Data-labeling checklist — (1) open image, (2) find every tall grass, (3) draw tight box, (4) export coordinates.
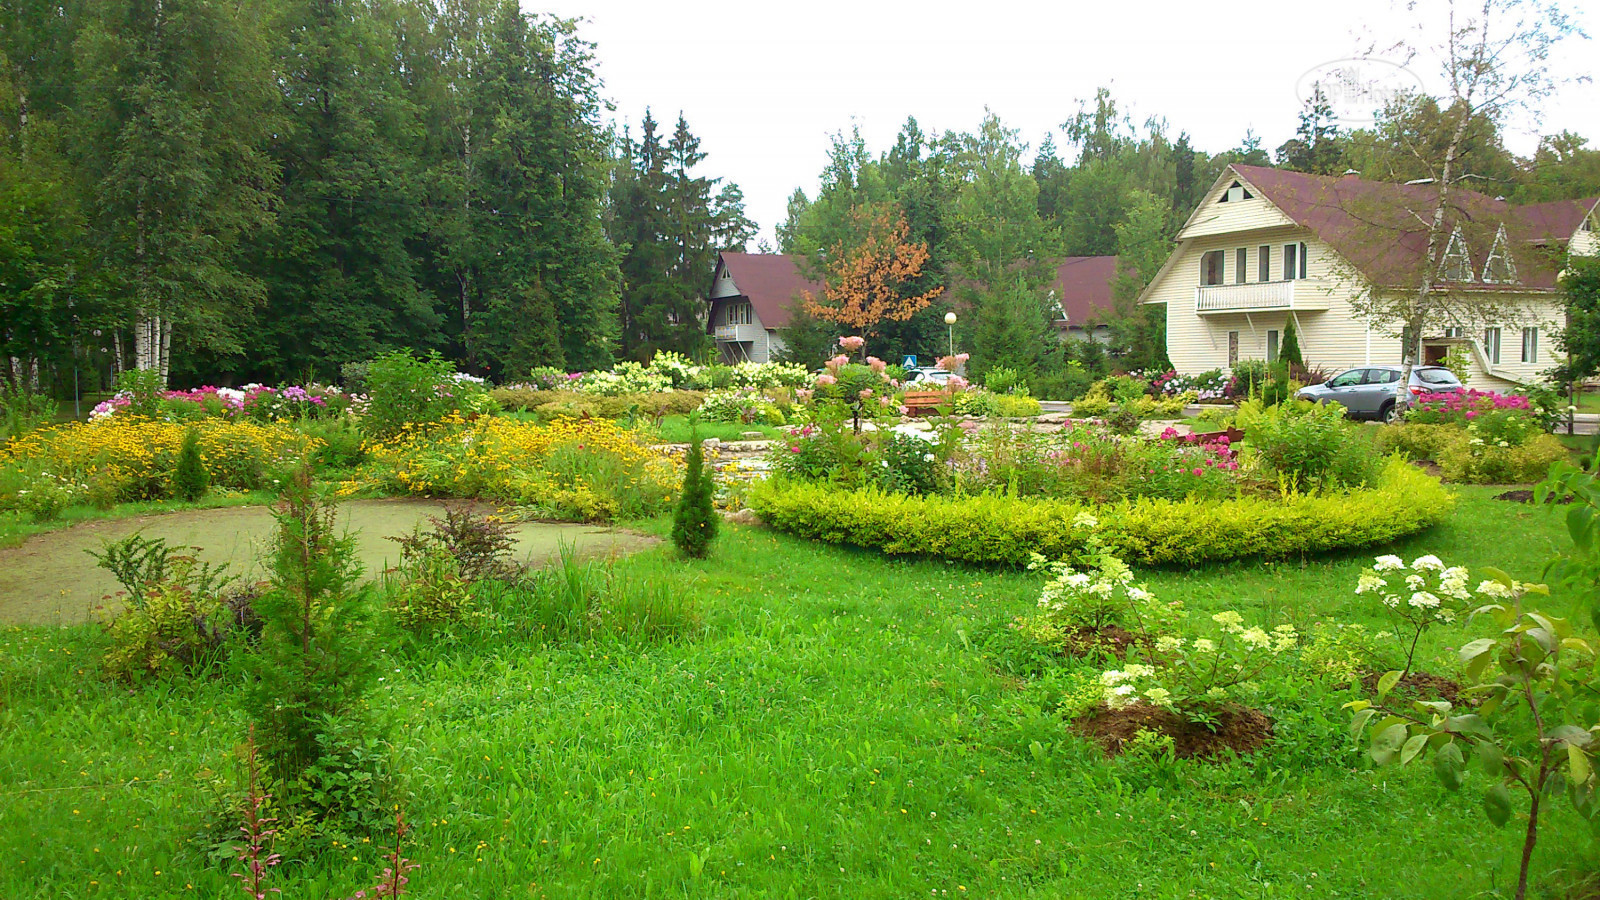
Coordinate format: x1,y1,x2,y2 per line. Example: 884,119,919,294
476,544,701,642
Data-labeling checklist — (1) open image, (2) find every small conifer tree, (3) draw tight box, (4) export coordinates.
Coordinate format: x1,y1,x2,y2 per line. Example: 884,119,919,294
1280,317,1305,369
671,425,717,558
173,427,210,501
242,464,377,790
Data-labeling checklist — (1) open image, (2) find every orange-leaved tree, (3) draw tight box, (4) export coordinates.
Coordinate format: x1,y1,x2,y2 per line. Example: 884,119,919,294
801,206,941,336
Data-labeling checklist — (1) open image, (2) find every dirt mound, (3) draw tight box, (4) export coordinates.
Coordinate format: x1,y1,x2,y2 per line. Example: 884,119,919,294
1494,489,1571,505
1074,703,1273,759
1359,670,1464,704
1062,625,1141,658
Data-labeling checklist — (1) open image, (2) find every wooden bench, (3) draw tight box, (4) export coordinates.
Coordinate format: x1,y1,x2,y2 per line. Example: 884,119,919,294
902,390,951,416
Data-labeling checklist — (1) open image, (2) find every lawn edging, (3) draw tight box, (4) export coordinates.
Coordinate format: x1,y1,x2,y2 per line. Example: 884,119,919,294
747,457,1453,566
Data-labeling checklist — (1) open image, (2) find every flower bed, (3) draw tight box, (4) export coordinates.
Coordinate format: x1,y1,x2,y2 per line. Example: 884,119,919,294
364,417,676,522
747,457,1451,566
91,383,353,423
2,418,318,509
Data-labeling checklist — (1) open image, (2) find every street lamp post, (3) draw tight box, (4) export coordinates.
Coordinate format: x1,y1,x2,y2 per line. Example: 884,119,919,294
944,311,957,360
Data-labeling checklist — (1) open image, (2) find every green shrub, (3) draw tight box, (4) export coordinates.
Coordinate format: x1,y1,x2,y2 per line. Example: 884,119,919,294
1437,432,1567,484
1033,366,1094,401
302,417,367,469
365,350,484,438
993,395,1042,417
339,360,371,393
1244,399,1381,490
172,427,210,501
103,576,261,681
1379,423,1567,483
1374,423,1459,460
1073,395,1111,417
984,365,1029,396
1,383,57,446
672,428,717,558
747,457,1451,567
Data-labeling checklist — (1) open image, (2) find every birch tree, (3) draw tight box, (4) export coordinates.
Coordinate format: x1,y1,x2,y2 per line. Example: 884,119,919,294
1345,0,1585,386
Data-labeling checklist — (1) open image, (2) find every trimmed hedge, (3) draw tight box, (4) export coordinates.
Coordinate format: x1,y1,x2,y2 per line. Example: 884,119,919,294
746,457,1452,567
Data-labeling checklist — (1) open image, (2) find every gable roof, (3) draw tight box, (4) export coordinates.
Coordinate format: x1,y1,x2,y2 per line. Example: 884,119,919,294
712,252,823,330
1051,256,1119,325
1226,164,1595,291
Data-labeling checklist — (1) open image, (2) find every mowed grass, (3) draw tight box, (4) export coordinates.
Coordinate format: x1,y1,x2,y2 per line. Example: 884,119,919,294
2,486,1598,898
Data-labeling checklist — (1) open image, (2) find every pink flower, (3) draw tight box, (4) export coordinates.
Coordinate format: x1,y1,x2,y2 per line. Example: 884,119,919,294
839,336,866,352
795,388,813,402
826,354,849,373
866,356,886,374
858,389,873,400
1193,468,1203,477
947,375,968,390
816,374,837,386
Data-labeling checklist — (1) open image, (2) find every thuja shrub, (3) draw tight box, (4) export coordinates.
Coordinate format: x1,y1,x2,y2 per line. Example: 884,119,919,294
240,467,381,809
172,427,210,501
672,427,717,558
747,457,1451,566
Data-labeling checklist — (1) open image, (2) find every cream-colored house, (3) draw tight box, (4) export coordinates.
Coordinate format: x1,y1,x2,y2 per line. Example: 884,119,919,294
1141,164,1599,389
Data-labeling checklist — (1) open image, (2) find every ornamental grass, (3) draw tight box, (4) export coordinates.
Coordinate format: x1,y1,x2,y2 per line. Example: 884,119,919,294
364,416,677,522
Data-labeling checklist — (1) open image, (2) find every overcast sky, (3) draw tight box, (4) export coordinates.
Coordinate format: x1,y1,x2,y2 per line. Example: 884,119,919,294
532,0,1599,245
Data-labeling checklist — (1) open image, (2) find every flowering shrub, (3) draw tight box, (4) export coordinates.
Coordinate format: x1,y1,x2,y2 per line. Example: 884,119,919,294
1406,388,1535,425
697,388,786,425
1029,537,1178,639
2,418,317,506
365,417,676,522
1100,611,1298,724
90,383,351,424
1356,553,1474,675
872,430,941,495
726,361,811,389
1143,368,1228,402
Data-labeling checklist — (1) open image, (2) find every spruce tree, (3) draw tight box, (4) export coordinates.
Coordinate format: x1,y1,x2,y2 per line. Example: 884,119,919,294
671,425,717,559
172,427,209,502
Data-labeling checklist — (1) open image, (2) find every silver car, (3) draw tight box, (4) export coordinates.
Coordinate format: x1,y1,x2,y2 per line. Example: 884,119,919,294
1294,365,1464,422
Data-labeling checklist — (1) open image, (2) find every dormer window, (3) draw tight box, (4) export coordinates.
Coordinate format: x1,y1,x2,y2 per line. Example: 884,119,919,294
1218,180,1254,203
1440,229,1473,282
1482,226,1517,284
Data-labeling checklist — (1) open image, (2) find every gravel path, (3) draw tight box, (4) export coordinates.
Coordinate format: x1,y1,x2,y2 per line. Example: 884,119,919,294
0,499,655,625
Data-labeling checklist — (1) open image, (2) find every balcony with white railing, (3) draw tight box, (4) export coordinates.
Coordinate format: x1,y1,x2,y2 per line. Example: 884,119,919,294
1195,280,1331,314
714,323,764,342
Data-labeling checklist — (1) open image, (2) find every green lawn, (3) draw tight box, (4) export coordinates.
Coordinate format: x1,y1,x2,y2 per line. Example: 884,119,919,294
2,486,1597,898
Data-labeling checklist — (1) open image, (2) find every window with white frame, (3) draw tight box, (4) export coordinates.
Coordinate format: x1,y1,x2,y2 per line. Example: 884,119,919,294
724,302,753,326
1283,242,1307,280
1522,327,1539,363
1258,245,1270,282
1482,227,1517,283
1235,248,1247,284
1440,229,1473,282
1219,181,1255,203
1201,250,1226,286
1444,326,1463,338
1484,327,1501,364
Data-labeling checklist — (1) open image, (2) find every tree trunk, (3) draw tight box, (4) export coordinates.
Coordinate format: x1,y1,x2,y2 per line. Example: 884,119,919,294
1516,788,1540,900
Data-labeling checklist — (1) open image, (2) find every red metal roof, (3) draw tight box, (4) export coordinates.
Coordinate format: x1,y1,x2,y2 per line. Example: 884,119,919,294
712,252,823,330
1052,256,1119,325
1229,164,1595,291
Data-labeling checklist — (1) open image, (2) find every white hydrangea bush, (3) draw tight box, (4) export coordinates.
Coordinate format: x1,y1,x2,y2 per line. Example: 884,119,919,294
1097,611,1299,724
1356,553,1476,676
